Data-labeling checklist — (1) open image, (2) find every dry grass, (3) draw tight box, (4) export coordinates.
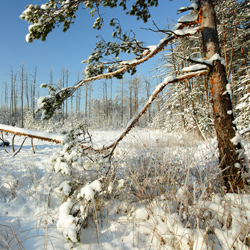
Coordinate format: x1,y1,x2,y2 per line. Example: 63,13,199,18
1,131,250,249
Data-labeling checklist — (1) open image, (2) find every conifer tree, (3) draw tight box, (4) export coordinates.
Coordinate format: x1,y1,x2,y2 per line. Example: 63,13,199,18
20,0,248,192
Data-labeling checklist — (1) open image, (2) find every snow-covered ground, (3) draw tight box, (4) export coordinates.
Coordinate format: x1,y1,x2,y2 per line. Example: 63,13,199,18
0,128,250,250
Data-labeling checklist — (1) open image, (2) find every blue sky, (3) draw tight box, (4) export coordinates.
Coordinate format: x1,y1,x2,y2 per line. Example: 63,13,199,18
0,0,190,103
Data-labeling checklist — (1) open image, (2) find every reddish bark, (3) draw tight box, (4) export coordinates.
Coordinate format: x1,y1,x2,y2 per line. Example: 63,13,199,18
201,0,247,192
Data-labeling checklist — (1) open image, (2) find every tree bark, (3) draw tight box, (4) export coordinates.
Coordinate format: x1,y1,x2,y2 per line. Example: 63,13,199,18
201,0,247,192
20,62,25,128
32,66,37,119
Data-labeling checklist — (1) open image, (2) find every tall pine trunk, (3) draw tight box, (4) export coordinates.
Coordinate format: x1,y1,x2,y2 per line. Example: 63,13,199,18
201,0,247,192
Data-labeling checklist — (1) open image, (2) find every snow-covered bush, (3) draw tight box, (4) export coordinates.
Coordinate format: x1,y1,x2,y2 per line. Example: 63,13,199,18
49,124,122,242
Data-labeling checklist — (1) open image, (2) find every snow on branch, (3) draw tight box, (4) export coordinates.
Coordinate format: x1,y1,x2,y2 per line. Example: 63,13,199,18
178,14,198,24
37,10,201,120
182,64,208,72
177,3,199,14
176,52,227,74
187,53,226,67
102,70,208,157
73,21,201,90
0,124,63,144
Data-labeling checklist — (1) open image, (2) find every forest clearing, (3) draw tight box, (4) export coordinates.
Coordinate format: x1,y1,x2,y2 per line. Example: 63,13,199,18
1,128,250,249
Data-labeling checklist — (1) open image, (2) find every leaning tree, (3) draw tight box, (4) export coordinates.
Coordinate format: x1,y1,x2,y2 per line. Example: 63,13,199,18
20,0,248,192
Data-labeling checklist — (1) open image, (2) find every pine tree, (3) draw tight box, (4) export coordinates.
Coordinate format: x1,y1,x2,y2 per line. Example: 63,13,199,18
21,0,248,192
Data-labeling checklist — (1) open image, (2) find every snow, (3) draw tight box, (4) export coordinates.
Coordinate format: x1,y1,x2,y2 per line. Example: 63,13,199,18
178,14,197,23
80,184,95,201
147,45,157,51
57,181,71,195
55,159,71,174
80,179,102,201
118,179,125,189
174,26,200,36
182,64,207,72
90,179,102,192
25,33,31,43
41,3,49,10
178,3,199,12
187,53,227,68
163,75,175,85
170,22,182,32
226,83,232,95
126,116,136,129
230,131,242,145
0,123,63,143
239,127,250,135
189,3,199,10
234,162,241,168
0,129,250,249
21,4,33,16
236,102,247,109
119,56,138,65
57,199,79,242
206,53,226,66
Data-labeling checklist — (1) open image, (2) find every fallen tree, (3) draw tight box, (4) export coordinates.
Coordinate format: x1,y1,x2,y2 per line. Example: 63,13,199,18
0,124,62,144
0,124,63,155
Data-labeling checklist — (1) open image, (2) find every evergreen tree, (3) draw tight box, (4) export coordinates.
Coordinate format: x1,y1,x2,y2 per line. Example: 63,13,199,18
20,0,249,192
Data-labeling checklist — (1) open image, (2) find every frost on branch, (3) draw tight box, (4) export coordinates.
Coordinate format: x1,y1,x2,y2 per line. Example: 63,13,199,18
178,14,198,24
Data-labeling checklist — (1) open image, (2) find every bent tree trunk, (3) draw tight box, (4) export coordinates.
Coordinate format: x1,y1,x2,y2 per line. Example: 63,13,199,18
201,0,247,192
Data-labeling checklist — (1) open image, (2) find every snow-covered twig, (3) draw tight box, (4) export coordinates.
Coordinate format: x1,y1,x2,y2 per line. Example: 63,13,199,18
175,54,212,69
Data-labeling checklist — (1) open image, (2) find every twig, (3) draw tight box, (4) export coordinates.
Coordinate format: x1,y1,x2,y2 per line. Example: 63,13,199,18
175,54,212,68
31,138,35,154
69,20,200,98
12,137,28,157
0,234,13,250
12,134,16,153
1,131,9,153
9,222,25,250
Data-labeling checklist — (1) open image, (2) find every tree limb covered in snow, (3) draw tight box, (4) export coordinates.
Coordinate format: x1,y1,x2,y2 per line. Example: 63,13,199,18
102,70,208,156
1,69,208,156
38,20,202,119
0,124,62,144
